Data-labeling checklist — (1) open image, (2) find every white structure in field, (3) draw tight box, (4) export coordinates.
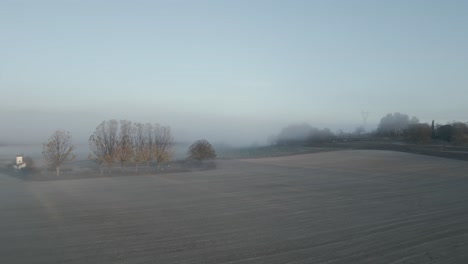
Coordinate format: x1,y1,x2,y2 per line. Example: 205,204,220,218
13,155,26,169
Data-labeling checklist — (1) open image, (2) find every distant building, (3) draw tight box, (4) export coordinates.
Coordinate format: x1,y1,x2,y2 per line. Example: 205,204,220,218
13,155,26,169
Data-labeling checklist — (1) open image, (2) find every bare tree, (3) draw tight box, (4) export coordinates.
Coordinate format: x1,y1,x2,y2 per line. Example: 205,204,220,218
143,123,155,169
89,120,119,174
90,120,175,174
133,123,174,171
88,135,105,175
132,122,147,172
115,120,133,170
154,124,174,168
43,130,76,176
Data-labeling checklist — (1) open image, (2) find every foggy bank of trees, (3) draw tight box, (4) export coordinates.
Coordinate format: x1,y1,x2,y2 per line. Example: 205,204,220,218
377,113,468,145
271,112,468,146
89,120,173,175
431,122,468,144
272,123,336,146
376,113,419,137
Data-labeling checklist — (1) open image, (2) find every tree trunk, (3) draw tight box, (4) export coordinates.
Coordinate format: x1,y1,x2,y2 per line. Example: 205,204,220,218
100,166,103,175
56,166,60,176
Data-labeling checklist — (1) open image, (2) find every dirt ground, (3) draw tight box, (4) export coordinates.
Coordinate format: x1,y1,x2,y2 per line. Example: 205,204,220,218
1,150,468,263
315,140,468,161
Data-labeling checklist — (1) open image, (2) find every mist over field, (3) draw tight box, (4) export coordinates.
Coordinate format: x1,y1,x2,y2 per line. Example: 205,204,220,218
2,1,468,263
2,1,467,149
0,107,367,147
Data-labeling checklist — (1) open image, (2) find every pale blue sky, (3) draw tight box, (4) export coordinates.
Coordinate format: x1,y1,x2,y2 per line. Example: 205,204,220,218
1,0,467,144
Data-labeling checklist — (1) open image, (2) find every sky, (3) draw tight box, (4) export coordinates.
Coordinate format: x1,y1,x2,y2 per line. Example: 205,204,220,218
1,0,467,145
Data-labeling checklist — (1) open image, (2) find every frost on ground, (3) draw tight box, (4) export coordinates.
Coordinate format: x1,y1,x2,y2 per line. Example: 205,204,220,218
1,150,468,263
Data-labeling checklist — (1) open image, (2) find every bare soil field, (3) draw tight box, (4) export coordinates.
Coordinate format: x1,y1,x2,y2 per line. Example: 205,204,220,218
315,140,468,161
1,150,468,263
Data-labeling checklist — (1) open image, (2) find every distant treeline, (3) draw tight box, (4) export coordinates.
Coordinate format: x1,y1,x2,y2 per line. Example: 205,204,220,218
272,113,468,146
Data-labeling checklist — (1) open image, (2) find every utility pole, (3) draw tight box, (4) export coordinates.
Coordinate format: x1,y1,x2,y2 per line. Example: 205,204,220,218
361,111,369,126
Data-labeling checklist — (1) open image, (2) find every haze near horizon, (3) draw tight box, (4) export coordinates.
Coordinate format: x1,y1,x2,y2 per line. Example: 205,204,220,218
1,0,467,145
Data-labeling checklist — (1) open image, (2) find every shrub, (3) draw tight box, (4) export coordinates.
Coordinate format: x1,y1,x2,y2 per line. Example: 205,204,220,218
405,123,432,143
187,139,216,161
451,122,468,145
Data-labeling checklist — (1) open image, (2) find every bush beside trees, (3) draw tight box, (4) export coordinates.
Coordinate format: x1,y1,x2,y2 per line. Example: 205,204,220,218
187,139,216,161
405,123,432,143
435,122,468,145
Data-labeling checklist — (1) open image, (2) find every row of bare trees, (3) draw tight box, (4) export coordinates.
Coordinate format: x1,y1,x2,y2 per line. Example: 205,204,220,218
40,123,218,177
89,120,173,174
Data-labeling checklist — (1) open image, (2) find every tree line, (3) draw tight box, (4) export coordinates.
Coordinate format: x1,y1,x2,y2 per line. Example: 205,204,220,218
40,120,216,176
88,120,174,175
272,123,336,146
272,112,468,146
376,113,468,144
